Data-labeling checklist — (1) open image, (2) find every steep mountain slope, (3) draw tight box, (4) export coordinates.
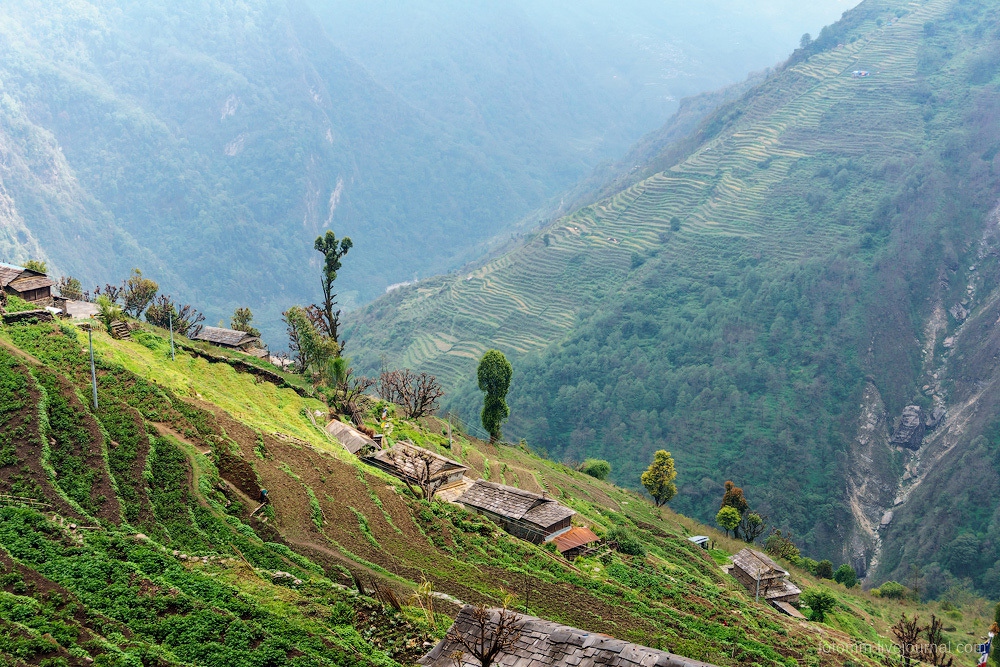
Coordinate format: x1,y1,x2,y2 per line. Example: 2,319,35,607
1,317,995,666
344,0,1000,585
0,0,853,341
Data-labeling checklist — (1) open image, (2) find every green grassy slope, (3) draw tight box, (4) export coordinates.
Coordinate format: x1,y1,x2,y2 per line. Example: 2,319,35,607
0,318,996,666
343,0,1000,571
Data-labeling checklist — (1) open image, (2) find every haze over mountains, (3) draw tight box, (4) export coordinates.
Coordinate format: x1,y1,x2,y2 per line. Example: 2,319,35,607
346,0,1000,599
0,0,852,336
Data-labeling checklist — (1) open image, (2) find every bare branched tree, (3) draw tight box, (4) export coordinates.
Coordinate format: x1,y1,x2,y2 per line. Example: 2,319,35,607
446,604,523,667
883,614,952,667
377,367,445,418
388,446,444,500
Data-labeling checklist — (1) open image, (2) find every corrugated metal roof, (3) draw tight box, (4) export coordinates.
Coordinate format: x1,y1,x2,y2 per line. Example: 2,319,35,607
550,526,600,553
420,605,720,667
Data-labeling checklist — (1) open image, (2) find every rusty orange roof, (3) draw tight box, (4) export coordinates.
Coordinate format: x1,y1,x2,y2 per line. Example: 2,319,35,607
550,526,600,553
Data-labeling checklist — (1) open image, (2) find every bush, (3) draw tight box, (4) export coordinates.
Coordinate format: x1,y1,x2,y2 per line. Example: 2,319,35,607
607,526,646,557
579,459,611,480
801,588,837,622
834,564,858,589
814,560,834,579
799,557,818,574
873,581,907,599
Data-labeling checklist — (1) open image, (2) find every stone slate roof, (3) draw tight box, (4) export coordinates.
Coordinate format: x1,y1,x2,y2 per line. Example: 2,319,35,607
367,441,467,481
192,326,259,347
457,480,574,529
0,263,25,288
9,275,55,292
420,606,720,667
731,548,787,580
325,419,378,455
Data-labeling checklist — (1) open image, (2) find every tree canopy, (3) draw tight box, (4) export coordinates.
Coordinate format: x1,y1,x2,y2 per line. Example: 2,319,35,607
477,350,512,442
641,450,677,507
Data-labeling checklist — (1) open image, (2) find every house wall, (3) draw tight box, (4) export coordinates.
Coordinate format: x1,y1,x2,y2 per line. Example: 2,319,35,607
467,507,551,544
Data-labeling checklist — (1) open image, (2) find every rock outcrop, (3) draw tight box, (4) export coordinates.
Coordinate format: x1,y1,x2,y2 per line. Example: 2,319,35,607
890,405,925,450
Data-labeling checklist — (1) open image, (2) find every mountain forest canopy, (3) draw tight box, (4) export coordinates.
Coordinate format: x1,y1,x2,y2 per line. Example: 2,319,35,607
0,0,852,344
345,0,1000,600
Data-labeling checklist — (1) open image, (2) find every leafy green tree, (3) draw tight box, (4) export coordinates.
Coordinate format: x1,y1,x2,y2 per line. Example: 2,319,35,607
814,560,834,579
764,529,800,562
57,276,83,300
834,564,858,589
579,459,611,480
311,231,352,351
231,307,261,337
801,588,836,622
22,259,47,273
283,306,338,374
477,349,512,442
716,506,740,537
641,450,677,507
122,268,158,317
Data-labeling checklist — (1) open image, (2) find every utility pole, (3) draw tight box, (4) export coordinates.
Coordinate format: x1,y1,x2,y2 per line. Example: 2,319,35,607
169,311,175,361
87,325,98,410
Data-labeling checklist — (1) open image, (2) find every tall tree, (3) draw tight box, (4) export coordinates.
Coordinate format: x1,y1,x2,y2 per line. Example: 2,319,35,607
721,481,749,514
311,231,352,351
122,268,158,317
641,450,677,506
716,506,740,537
231,307,261,337
145,294,205,337
477,349,512,443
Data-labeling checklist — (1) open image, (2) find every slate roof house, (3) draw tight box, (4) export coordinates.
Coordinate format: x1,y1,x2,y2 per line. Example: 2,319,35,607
326,419,380,457
730,548,802,616
191,326,262,353
0,263,54,304
420,605,719,667
365,441,468,490
457,480,575,544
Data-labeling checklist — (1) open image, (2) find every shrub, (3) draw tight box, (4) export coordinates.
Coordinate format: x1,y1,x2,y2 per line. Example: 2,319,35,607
607,526,646,557
801,588,837,622
814,560,834,579
799,557,818,574
834,564,858,589
579,459,611,480
873,581,907,599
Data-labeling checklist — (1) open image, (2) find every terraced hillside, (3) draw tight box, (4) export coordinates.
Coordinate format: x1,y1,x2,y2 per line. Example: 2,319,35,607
344,0,1000,578
4,318,997,666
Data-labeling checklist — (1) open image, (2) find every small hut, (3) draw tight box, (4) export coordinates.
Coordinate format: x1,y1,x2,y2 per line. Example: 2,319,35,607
191,326,262,353
420,605,720,667
730,548,802,615
0,263,54,304
457,480,574,544
365,441,468,491
550,526,601,558
326,419,379,457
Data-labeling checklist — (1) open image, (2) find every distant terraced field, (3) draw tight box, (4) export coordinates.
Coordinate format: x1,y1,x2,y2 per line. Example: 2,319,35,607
345,0,947,388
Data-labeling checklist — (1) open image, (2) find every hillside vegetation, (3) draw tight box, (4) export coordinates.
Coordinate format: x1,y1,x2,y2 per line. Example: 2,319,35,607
0,0,851,341
1,318,995,666
344,0,1000,590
